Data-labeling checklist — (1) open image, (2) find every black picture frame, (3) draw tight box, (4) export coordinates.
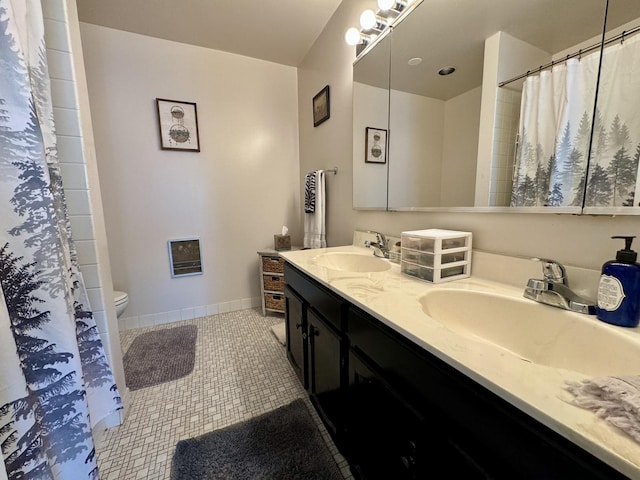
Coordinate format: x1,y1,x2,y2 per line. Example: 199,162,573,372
313,85,330,127
156,98,201,152
365,127,387,164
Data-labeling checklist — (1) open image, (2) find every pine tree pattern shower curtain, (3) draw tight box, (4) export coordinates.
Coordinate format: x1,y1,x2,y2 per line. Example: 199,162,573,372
512,34,640,208
510,52,601,207
0,1,122,479
584,33,640,207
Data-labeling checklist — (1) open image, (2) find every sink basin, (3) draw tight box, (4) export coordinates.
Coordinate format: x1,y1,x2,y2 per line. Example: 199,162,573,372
420,289,640,376
314,252,391,273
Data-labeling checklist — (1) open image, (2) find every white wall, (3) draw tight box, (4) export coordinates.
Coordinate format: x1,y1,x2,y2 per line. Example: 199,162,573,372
79,24,301,328
388,90,444,208
298,0,640,272
442,86,482,206
353,82,388,209
355,81,481,209
43,0,127,428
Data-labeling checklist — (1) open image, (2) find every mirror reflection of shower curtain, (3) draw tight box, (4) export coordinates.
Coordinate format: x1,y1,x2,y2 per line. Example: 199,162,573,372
511,53,600,207
584,33,640,207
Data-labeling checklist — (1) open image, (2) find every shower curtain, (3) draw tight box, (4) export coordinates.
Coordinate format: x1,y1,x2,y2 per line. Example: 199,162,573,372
512,33,640,208
510,50,600,207
584,33,640,207
0,1,122,479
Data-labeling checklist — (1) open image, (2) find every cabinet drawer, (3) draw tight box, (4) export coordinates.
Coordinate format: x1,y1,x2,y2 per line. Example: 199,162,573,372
264,293,285,311
263,274,284,292
262,256,284,274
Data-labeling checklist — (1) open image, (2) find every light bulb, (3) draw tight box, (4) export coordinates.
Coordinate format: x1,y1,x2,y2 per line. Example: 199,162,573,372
377,0,395,11
345,28,361,46
360,9,377,30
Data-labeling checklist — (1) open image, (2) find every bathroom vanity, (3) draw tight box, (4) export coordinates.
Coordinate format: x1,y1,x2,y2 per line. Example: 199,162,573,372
281,246,640,479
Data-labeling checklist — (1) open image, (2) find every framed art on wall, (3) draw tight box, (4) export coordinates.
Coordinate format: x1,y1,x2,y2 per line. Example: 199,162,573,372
313,85,330,127
156,98,201,151
365,127,387,164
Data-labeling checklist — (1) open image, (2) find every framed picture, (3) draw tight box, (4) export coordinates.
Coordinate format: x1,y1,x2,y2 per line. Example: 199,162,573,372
365,127,387,164
156,98,200,151
313,85,330,127
168,238,203,277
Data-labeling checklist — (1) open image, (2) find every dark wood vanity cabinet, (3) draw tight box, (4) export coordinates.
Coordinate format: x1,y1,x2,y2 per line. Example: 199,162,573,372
284,263,347,442
284,285,307,388
283,262,629,480
307,308,346,437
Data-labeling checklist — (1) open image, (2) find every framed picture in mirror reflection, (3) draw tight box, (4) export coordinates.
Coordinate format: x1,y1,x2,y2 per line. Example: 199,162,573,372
365,127,387,164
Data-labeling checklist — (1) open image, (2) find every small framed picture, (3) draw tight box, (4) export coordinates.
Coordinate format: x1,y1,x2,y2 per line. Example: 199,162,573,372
156,98,200,151
365,127,387,164
168,238,203,277
313,85,330,127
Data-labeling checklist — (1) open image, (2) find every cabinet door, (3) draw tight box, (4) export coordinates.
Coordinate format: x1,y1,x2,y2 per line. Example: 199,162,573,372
308,308,344,439
284,286,307,388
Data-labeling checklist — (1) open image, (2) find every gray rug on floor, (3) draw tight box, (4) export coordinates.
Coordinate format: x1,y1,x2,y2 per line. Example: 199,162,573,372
170,399,344,480
123,324,197,390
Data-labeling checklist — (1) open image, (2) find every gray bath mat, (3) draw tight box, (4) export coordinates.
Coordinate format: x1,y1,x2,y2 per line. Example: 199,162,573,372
123,325,197,390
170,399,344,480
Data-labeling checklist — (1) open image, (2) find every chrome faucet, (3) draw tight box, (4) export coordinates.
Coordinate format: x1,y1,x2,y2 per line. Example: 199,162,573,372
364,230,390,258
523,258,596,315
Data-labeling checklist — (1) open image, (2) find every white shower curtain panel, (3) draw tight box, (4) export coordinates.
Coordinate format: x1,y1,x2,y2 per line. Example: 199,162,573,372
584,33,640,207
0,1,122,479
511,52,600,207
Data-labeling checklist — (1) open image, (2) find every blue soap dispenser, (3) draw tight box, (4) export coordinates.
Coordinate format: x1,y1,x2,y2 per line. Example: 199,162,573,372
596,236,640,327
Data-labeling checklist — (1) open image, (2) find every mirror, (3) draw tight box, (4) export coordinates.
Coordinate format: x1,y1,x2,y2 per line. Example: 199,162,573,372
582,0,640,214
353,0,638,212
353,31,390,210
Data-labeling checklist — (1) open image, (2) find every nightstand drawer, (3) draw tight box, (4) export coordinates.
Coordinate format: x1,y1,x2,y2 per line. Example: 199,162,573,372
262,256,284,274
263,274,285,292
264,293,285,311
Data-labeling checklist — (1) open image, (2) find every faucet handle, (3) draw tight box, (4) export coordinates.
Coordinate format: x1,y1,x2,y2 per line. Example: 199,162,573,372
366,230,387,248
531,257,567,285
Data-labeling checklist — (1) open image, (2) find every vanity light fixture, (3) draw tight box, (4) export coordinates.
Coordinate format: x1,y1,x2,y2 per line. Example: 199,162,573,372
345,28,377,47
359,9,379,30
438,65,456,76
345,0,417,49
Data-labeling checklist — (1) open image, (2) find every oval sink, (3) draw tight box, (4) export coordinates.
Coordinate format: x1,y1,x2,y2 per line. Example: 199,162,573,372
420,289,640,376
313,252,391,273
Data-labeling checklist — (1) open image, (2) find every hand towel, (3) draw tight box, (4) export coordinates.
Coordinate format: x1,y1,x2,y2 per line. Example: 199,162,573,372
304,170,326,249
565,375,640,443
304,172,316,213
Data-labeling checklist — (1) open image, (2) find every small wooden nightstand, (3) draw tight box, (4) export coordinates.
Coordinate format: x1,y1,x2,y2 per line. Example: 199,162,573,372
257,248,299,316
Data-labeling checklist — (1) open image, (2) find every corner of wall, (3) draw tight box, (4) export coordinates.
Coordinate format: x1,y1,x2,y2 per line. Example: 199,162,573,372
57,0,129,422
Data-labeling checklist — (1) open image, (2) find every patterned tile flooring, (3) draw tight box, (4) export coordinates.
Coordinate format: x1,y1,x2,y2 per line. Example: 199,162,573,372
96,308,354,480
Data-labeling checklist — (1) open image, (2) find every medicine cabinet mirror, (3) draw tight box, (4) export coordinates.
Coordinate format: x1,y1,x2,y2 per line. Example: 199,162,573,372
352,0,640,214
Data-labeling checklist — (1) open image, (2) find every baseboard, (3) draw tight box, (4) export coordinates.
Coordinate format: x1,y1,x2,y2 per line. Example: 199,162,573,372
118,296,261,331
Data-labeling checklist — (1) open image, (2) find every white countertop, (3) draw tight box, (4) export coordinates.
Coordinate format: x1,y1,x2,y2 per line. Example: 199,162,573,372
280,244,640,479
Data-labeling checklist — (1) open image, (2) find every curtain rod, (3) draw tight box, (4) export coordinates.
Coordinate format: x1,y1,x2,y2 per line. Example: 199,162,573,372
498,24,640,88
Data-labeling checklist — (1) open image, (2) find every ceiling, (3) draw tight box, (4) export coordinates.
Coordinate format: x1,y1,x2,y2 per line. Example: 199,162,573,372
75,0,343,67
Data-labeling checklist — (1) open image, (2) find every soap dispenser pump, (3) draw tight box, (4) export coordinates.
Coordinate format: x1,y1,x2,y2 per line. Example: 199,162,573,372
596,236,640,327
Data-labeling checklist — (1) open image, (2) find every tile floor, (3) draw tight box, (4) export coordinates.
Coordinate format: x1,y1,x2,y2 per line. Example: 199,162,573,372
95,308,354,480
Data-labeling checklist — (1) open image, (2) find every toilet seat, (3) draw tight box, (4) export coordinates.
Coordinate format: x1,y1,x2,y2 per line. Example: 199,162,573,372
114,290,128,306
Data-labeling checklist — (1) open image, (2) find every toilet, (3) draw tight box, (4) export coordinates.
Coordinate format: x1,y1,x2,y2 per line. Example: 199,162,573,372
113,290,129,318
